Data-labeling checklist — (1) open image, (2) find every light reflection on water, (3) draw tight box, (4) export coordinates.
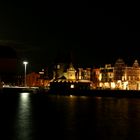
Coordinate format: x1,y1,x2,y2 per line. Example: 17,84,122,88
1,92,140,139
14,92,33,140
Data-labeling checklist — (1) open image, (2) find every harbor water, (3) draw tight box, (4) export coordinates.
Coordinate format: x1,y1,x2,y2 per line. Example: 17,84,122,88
1,91,140,140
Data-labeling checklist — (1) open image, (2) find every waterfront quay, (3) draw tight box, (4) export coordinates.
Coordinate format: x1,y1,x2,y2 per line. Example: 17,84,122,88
1,86,140,99
0,86,39,94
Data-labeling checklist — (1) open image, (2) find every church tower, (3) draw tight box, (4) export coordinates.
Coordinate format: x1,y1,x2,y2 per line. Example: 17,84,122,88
67,62,76,80
133,60,139,68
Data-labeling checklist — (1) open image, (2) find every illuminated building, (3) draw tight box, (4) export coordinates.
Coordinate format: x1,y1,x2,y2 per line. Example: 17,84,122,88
123,60,140,90
114,58,126,81
26,72,40,87
53,63,67,79
78,68,83,80
124,60,140,81
52,62,77,82
100,64,114,82
26,68,50,87
91,68,100,82
86,68,91,80
50,61,91,91
67,63,76,80
94,64,114,89
77,68,91,80
91,68,100,88
92,59,140,90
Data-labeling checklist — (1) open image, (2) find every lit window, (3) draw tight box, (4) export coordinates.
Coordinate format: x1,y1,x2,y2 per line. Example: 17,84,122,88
57,65,60,69
70,84,74,88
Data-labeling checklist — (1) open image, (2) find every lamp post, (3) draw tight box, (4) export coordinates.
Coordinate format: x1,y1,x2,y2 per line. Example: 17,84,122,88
23,61,28,87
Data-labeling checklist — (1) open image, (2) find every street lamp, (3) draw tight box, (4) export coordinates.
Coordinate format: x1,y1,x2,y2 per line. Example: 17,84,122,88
23,61,28,87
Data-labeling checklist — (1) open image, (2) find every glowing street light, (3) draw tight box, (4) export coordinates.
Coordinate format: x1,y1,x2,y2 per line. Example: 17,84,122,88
23,61,28,87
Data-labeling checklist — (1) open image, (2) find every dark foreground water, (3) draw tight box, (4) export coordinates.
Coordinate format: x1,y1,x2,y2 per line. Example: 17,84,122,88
1,92,140,140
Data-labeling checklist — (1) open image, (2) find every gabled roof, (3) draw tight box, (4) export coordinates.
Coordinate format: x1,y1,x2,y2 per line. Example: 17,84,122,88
133,60,139,67
58,75,67,79
68,62,76,71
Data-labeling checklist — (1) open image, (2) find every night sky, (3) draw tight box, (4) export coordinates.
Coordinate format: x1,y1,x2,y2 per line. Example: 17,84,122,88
1,3,140,71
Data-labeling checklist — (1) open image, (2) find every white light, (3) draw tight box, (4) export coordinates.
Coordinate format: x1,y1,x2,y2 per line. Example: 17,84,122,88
110,82,116,89
70,84,74,88
23,61,28,65
70,95,73,97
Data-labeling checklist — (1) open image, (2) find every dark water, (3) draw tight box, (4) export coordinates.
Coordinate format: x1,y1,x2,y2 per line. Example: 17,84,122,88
1,92,140,140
